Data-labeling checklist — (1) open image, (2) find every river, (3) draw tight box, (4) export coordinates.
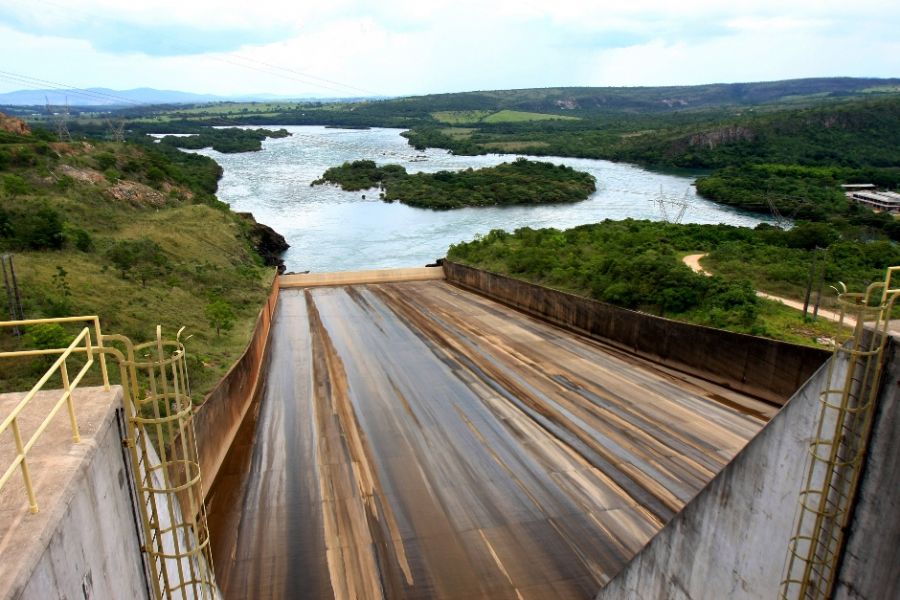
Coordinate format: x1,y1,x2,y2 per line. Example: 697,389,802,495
188,126,775,272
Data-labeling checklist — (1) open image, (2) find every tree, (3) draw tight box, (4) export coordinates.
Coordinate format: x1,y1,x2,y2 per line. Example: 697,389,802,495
46,265,73,316
15,207,64,250
205,299,235,337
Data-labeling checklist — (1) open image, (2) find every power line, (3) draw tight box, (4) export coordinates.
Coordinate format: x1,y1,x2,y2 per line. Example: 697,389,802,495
17,0,381,99
223,54,380,96
203,55,374,98
0,69,146,106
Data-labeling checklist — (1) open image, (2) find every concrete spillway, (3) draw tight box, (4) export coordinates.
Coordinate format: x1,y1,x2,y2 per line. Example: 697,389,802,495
206,281,773,599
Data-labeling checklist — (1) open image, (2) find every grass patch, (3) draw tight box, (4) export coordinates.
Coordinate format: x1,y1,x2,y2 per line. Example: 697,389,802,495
482,110,580,123
439,127,477,139
431,110,493,124
482,141,552,152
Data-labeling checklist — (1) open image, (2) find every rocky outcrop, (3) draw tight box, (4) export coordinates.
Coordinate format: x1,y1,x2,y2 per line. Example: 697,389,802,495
106,181,169,207
237,212,289,272
688,125,755,149
0,112,30,136
57,164,105,184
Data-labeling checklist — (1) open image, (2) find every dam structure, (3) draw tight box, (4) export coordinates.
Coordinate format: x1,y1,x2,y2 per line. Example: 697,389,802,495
2,265,898,599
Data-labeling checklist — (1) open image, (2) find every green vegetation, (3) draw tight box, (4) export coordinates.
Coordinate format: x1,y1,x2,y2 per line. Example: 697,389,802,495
312,160,407,191
205,299,236,336
695,164,900,237
448,220,900,345
431,109,579,125
431,110,494,124
312,158,597,209
0,120,275,397
482,110,580,123
159,127,290,153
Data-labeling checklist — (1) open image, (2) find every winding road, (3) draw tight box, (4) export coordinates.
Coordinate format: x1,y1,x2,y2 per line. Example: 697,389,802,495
682,253,856,327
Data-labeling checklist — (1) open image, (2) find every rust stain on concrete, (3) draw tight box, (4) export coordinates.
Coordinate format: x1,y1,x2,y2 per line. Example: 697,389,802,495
207,281,771,599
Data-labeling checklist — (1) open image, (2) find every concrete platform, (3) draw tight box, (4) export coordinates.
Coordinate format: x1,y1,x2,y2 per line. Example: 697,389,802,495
0,385,146,600
279,266,444,288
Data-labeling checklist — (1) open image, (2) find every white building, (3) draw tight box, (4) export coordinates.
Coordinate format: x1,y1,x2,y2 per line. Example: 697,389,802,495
845,189,900,214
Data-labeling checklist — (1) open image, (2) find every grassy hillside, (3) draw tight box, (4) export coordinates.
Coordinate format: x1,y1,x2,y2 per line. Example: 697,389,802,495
0,120,275,397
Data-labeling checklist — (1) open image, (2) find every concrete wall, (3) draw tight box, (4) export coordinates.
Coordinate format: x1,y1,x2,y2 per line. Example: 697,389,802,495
15,401,150,600
593,348,850,599
193,276,279,498
443,261,830,405
594,340,900,600
833,343,900,599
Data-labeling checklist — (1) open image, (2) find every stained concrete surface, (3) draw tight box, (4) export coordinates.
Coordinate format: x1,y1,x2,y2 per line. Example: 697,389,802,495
206,281,773,600
0,386,148,600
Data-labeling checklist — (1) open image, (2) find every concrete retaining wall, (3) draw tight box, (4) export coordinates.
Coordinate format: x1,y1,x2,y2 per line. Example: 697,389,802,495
443,261,829,405
593,340,900,600
594,347,850,599
193,276,280,498
833,343,900,599
14,397,150,600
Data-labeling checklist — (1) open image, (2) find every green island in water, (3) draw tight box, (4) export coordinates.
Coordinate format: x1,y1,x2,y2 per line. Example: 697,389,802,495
312,157,597,209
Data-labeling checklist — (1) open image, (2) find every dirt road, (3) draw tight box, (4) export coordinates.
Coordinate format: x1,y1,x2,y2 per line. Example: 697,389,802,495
206,281,771,599
682,253,857,328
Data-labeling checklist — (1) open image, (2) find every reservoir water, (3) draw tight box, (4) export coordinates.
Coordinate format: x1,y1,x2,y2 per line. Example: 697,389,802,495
190,126,775,272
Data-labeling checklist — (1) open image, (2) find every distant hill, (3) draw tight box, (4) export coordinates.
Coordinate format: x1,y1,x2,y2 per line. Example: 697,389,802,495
0,87,335,107
391,77,900,115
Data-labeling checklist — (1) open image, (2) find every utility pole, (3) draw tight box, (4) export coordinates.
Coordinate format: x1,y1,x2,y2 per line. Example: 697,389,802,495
1,254,24,335
802,247,828,320
803,247,820,319
812,248,828,321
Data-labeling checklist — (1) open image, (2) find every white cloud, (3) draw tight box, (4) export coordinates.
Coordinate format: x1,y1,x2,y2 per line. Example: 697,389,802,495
0,0,897,96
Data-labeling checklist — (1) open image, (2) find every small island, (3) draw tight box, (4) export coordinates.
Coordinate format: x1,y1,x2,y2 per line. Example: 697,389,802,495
160,127,291,153
312,158,597,209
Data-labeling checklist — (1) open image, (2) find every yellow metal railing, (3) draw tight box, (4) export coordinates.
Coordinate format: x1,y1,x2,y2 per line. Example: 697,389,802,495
106,327,217,600
0,316,109,513
2,318,217,598
781,266,900,600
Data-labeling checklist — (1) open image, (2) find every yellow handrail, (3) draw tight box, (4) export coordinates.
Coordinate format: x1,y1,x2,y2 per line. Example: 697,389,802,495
0,316,110,513
0,315,108,385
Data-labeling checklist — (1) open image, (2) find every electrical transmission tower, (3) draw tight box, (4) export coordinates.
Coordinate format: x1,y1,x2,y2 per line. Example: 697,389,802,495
766,189,810,228
656,186,692,224
45,95,72,142
106,118,126,142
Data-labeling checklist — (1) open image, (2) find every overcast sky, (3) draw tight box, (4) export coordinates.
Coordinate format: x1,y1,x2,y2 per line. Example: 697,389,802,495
1,0,898,98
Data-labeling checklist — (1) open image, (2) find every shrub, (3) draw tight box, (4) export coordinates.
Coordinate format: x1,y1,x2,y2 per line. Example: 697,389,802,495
2,174,29,197
106,238,170,285
25,323,71,350
15,207,65,250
